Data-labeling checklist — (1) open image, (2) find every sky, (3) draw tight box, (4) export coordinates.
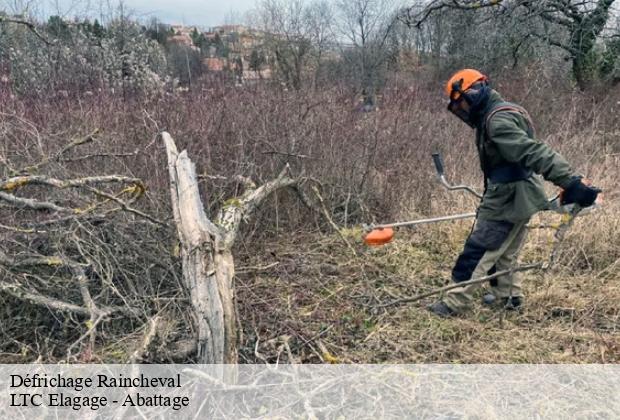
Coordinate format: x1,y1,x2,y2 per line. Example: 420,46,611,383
25,0,258,28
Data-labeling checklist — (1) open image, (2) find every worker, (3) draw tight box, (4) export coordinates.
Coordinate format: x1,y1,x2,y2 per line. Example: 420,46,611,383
429,69,600,317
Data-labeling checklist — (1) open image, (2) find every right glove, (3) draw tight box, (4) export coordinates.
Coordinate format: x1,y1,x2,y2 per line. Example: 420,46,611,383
561,176,601,207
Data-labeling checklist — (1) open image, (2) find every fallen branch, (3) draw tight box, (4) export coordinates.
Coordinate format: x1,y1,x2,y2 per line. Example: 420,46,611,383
376,262,543,308
86,186,167,226
0,174,143,192
0,190,69,212
66,312,106,361
0,281,92,316
0,251,134,316
129,316,161,363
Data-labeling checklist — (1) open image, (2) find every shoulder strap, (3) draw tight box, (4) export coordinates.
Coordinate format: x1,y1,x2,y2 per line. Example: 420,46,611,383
484,101,535,138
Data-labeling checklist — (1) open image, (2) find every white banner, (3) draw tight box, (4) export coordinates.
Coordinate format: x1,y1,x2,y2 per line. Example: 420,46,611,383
1,364,618,419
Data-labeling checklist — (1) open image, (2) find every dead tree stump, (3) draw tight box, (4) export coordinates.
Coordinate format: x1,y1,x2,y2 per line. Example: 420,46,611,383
162,132,300,364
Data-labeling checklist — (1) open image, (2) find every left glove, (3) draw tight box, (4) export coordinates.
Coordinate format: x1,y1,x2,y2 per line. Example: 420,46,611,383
561,176,601,207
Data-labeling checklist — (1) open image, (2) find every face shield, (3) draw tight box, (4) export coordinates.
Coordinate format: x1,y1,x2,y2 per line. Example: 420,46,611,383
447,97,475,128
447,78,489,128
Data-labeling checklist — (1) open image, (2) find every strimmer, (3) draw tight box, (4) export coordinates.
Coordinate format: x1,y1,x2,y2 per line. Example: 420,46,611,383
363,153,601,246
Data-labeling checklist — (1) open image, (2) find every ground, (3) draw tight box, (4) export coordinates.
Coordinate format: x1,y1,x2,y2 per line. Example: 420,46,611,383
235,213,620,364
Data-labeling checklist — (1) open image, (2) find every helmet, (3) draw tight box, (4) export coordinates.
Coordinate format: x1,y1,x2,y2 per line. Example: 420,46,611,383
445,69,488,101
445,69,490,128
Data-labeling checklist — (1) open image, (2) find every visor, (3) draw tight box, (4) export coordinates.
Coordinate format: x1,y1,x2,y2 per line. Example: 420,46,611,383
449,79,465,101
447,97,475,128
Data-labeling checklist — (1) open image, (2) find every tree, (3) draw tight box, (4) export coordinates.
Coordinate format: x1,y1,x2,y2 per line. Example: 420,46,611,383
335,0,400,104
92,19,104,38
402,0,619,89
256,0,318,90
144,17,169,45
249,48,267,75
600,36,620,83
47,15,71,40
167,44,203,87
191,27,200,45
304,0,336,87
211,32,229,57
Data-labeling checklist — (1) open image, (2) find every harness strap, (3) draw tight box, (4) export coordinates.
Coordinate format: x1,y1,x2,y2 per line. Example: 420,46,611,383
488,164,533,183
485,103,535,138
482,102,536,184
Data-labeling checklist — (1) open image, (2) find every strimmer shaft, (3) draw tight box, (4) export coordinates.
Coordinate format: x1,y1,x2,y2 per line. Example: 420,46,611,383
371,212,477,230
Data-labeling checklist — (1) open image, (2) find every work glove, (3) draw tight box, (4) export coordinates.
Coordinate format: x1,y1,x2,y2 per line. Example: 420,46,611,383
561,176,601,207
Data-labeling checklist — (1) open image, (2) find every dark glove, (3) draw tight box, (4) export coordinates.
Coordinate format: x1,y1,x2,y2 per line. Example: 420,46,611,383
561,176,601,207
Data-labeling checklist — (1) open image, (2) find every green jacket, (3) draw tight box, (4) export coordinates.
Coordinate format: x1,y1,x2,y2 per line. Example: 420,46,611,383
475,91,575,222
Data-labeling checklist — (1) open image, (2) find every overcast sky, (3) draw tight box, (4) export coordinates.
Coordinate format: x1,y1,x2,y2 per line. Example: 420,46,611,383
26,0,258,28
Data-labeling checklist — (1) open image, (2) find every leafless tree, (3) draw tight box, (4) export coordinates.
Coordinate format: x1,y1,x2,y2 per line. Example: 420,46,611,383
335,0,400,105
402,0,619,88
254,0,337,90
304,0,336,87
256,0,313,90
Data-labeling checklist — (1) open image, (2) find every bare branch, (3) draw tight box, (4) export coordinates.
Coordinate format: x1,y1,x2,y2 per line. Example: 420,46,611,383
0,190,70,212
0,15,54,46
18,129,100,174
401,0,505,28
0,174,144,192
129,316,161,363
86,186,168,227
0,281,92,315
216,163,300,248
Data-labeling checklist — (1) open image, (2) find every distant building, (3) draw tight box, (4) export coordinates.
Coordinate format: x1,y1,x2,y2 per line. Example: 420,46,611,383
210,25,248,35
168,25,200,50
204,57,227,72
243,68,272,81
201,25,274,81
169,34,193,47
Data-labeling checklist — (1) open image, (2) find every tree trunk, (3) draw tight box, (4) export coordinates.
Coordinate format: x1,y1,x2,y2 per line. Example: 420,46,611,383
162,132,301,364
162,132,237,364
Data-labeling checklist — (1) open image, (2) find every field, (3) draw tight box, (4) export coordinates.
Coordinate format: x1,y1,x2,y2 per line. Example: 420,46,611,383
1,72,618,363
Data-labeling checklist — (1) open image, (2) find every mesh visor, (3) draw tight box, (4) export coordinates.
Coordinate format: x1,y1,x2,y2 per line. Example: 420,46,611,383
449,79,465,101
447,98,470,124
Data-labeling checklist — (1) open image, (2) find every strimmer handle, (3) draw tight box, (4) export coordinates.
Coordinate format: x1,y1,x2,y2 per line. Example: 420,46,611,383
432,153,445,177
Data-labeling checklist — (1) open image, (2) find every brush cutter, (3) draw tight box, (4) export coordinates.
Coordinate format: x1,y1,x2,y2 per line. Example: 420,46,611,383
362,153,602,246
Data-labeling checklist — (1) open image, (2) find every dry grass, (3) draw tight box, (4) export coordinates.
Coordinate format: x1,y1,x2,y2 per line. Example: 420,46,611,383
0,70,618,363
236,203,620,364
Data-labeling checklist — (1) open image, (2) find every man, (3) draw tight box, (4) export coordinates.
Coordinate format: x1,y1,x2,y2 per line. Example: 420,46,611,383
428,69,600,317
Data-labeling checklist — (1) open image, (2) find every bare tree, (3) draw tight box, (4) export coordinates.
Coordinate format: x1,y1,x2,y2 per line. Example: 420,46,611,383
335,0,400,105
256,0,313,90
304,0,336,87
402,0,619,88
255,0,336,90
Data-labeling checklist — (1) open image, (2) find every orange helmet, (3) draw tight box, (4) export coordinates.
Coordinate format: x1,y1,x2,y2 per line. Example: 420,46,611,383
445,69,488,101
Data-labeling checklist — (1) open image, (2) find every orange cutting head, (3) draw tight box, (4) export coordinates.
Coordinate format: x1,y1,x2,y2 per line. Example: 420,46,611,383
363,227,394,246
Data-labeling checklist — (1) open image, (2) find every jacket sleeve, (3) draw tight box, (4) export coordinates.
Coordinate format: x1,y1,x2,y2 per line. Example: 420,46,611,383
487,111,575,188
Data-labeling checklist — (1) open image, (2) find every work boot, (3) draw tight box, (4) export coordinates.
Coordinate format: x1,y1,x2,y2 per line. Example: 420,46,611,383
428,301,456,318
502,296,522,310
483,294,522,310
482,293,497,306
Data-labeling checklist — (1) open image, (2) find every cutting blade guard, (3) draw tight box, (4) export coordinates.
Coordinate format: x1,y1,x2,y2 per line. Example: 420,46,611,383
363,228,395,246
